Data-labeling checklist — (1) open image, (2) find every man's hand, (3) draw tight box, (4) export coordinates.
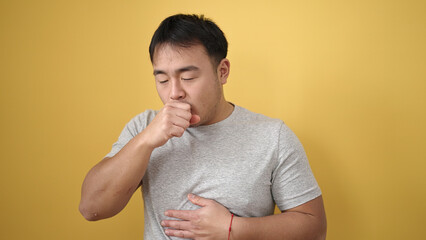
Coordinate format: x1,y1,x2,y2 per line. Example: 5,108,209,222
143,102,200,149
161,194,232,240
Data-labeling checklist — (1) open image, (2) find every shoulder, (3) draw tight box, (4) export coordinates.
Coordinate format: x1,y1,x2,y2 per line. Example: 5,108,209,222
233,105,304,146
124,109,158,135
234,105,284,130
130,109,158,124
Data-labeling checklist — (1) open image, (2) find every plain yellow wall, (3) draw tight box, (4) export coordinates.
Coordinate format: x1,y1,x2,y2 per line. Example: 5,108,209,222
1,0,425,239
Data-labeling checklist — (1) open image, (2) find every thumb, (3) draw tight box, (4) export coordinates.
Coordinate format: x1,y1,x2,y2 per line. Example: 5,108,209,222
188,193,209,207
190,114,201,125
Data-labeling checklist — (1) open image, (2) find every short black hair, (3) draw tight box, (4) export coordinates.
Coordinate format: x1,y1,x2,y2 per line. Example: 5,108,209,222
149,14,228,66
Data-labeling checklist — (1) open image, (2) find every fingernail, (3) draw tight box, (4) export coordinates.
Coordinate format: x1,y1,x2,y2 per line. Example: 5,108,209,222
188,193,194,199
165,211,170,216
161,221,165,226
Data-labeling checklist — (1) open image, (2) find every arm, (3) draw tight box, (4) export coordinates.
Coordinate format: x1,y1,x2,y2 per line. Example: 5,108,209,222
78,134,153,221
79,102,199,221
231,196,327,240
162,194,326,240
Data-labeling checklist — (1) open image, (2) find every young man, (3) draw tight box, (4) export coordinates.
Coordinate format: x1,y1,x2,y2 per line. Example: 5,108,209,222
80,14,327,239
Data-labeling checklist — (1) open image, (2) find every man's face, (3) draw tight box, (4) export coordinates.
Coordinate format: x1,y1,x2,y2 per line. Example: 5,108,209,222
152,43,228,126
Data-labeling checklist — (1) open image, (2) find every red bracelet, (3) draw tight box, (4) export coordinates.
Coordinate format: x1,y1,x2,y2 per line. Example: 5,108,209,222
228,213,234,240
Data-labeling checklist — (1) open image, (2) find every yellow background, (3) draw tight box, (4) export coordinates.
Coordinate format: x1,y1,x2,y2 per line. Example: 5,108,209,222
1,0,425,239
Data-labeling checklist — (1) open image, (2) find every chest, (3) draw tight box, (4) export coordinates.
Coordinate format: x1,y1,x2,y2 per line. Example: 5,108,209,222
142,135,278,217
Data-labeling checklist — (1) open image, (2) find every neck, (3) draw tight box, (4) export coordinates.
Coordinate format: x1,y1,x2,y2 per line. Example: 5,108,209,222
214,99,234,123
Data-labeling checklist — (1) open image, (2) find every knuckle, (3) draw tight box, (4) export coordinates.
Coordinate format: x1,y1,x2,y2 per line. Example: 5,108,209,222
183,104,191,111
191,220,201,230
176,131,184,137
164,112,173,121
162,105,172,112
185,111,192,119
177,221,183,229
172,221,179,229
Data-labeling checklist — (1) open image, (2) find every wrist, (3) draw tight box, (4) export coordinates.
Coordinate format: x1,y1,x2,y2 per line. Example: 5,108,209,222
230,215,242,240
135,131,156,151
228,213,234,240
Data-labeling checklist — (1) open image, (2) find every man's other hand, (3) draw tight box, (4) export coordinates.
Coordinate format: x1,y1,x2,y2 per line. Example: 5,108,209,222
161,194,232,240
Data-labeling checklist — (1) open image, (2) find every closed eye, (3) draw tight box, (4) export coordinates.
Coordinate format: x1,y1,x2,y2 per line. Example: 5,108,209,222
159,80,169,84
182,78,194,81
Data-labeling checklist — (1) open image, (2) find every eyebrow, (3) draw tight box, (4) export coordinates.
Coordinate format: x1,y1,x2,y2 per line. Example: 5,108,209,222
153,65,200,76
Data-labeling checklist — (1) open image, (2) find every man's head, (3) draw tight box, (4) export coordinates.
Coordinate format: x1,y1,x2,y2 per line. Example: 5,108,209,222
149,14,228,68
150,14,232,126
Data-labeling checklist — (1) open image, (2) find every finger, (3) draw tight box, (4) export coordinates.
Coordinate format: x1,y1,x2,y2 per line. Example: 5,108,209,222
173,108,193,122
168,125,186,138
190,114,201,125
170,115,190,129
165,101,191,112
161,220,192,231
164,229,195,239
165,209,197,221
188,193,210,207
162,105,192,121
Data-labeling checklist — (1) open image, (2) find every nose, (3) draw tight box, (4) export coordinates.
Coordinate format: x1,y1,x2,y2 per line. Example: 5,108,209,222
170,79,186,100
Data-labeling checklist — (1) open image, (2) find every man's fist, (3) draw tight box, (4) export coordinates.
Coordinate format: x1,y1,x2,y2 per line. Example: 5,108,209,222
142,102,200,149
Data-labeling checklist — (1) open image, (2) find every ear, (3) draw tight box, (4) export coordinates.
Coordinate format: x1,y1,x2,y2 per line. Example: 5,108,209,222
217,58,230,85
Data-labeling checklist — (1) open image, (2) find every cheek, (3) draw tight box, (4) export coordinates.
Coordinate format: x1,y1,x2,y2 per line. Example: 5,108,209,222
193,85,217,110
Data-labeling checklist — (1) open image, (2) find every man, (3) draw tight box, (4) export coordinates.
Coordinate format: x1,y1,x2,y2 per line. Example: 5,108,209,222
79,14,326,239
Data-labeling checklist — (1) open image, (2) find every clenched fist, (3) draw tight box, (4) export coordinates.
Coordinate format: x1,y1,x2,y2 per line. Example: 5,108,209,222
142,101,200,149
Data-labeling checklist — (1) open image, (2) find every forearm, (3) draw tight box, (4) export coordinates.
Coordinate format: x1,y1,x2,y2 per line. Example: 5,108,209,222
79,131,153,221
231,199,327,240
231,213,325,240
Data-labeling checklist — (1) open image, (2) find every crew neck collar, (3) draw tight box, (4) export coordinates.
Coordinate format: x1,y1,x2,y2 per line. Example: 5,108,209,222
192,103,238,130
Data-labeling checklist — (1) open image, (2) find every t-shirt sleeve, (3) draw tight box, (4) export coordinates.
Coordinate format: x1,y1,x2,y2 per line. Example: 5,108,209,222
104,110,156,158
271,122,322,211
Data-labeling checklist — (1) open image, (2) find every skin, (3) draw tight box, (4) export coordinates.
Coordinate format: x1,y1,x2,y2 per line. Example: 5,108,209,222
162,194,326,240
79,43,233,220
80,42,327,239
153,43,234,127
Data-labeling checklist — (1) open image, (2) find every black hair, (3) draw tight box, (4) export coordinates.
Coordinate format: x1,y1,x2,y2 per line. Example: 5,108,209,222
149,14,228,66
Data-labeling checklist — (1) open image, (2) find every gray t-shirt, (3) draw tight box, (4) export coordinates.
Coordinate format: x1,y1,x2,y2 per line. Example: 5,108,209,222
105,105,321,239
